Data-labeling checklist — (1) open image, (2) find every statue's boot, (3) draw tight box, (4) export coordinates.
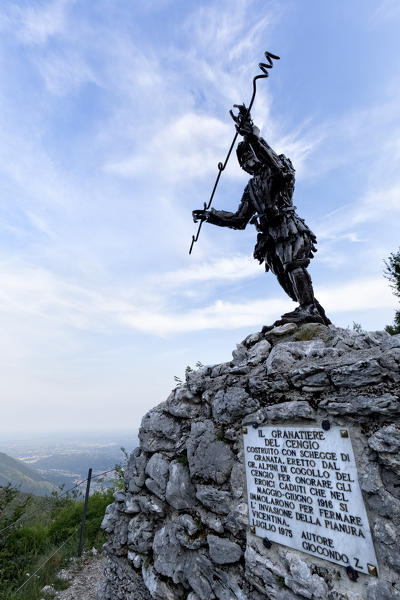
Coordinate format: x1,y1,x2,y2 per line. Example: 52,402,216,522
276,267,331,326
314,298,331,326
278,303,326,326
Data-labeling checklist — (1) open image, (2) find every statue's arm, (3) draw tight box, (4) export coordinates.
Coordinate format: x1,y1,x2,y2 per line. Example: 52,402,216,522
208,193,255,230
193,193,255,230
231,105,287,173
247,133,286,173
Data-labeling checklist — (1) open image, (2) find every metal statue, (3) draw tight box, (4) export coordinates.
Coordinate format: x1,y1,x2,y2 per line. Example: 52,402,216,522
192,105,330,326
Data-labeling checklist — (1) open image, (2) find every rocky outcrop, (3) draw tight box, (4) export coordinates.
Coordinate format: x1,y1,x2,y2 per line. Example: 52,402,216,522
99,323,400,600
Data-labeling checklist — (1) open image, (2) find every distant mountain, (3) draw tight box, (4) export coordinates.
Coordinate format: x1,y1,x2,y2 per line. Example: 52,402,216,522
31,451,123,489
0,452,55,496
0,431,138,492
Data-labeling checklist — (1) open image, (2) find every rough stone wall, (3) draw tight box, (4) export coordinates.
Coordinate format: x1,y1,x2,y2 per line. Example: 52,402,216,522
99,323,400,600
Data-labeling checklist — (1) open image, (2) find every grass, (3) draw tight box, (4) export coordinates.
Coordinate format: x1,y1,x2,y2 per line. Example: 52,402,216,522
0,486,114,600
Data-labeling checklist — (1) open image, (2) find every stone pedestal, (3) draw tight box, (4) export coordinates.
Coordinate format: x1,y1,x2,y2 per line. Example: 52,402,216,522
99,324,400,600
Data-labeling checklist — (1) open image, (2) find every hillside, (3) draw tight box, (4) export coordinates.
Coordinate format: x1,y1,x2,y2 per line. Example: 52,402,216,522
0,451,55,495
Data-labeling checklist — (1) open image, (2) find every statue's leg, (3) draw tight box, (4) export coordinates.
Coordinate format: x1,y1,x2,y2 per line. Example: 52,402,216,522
280,263,331,325
266,249,297,302
287,265,314,307
267,231,331,325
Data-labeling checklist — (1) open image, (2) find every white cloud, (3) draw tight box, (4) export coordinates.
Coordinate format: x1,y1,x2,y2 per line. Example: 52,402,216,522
317,180,400,242
318,277,396,313
33,48,97,94
106,113,234,181
369,0,400,23
157,255,260,286
0,259,394,338
120,276,396,335
120,297,292,335
8,0,73,45
102,0,293,187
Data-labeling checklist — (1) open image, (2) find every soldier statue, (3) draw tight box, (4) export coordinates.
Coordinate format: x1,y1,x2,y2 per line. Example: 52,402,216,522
193,105,330,326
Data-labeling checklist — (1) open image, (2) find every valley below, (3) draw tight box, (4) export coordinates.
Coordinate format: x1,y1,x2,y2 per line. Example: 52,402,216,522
0,430,138,495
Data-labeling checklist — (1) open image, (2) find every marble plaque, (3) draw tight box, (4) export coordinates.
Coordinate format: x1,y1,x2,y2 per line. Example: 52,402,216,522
243,425,378,575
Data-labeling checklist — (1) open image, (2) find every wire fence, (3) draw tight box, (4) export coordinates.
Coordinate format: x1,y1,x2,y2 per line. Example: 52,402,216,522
0,465,119,596
0,467,117,537
14,527,80,594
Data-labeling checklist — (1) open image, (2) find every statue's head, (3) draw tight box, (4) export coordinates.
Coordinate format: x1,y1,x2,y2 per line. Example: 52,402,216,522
236,141,262,175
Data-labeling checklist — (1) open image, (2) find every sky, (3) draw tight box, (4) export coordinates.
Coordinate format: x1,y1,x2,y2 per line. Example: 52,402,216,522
0,0,399,434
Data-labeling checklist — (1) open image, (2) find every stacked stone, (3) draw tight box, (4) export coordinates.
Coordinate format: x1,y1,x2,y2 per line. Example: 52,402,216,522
99,323,400,600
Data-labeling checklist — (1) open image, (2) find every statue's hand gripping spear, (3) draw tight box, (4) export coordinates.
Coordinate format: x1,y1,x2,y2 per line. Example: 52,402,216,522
189,51,280,254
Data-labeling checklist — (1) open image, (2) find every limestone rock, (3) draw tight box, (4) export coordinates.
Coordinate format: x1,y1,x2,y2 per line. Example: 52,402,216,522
136,494,165,517
247,339,272,365
265,400,314,422
187,421,234,484
373,517,400,573
142,564,182,600
175,514,204,550
321,393,400,416
101,503,118,533
139,410,183,453
232,343,248,364
207,534,242,564
153,522,186,582
145,453,169,499
230,461,245,499
244,534,285,593
125,447,147,493
196,485,233,515
124,494,141,514
127,514,154,553
165,461,196,509
186,366,212,394
269,323,298,336
367,579,400,600
183,552,248,600
187,593,202,600
368,424,400,474
284,552,329,599
166,385,203,419
224,502,249,535
127,550,142,569
330,358,385,388
212,387,259,425
196,506,224,533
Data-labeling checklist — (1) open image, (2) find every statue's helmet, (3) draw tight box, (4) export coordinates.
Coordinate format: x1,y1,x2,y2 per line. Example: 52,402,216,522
236,141,262,175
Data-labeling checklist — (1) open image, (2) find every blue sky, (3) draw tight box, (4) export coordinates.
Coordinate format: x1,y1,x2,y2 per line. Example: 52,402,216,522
0,0,399,433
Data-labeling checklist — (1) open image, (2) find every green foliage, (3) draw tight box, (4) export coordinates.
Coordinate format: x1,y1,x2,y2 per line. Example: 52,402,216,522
0,483,31,531
293,323,326,341
111,447,129,491
276,575,286,588
344,322,365,334
384,248,400,335
352,321,364,333
216,429,225,441
384,248,400,299
385,312,400,335
174,360,204,386
175,452,189,466
0,476,115,599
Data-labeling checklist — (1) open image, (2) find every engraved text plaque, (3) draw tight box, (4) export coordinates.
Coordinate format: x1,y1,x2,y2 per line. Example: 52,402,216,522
243,426,378,574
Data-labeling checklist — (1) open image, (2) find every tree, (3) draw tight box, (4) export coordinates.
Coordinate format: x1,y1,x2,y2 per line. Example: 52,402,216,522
384,248,400,335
